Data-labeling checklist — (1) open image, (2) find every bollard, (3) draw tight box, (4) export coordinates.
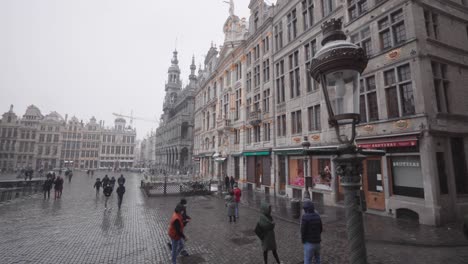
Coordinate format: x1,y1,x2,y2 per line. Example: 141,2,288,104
291,199,301,219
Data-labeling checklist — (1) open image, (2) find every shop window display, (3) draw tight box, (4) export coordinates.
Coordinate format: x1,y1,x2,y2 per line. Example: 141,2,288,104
312,158,332,190
390,156,424,198
288,158,304,187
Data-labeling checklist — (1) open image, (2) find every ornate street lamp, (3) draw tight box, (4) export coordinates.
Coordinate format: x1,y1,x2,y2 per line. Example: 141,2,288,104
309,18,384,264
302,136,311,200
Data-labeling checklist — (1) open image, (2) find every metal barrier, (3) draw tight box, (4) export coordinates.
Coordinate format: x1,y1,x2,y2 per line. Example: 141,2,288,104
0,180,44,203
141,179,212,197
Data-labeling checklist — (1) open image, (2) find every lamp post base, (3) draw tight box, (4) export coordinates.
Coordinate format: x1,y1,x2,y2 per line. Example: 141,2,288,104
334,153,367,264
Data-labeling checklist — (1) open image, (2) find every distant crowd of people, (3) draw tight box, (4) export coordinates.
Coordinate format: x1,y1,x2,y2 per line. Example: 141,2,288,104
94,174,126,210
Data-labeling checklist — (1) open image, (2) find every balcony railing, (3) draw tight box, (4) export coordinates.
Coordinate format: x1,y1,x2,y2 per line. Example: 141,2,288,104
248,110,262,126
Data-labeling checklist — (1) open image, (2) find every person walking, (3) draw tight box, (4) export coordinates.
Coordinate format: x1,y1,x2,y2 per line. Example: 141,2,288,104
42,176,53,199
66,169,73,183
224,175,230,191
110,176,116,189
225,191,236,223
102,175,110,187
233,183,242,219
116,183,125,210
103,183,113,210
168,204,187,264
230,176,235,189
94,178,102,195
117,174,126,186
255,202,281,264
301,200,323,264
167,199,191,256
54,176,64,199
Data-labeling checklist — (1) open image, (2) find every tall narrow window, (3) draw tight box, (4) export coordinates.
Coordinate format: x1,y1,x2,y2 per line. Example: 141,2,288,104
378,9,406,50
302,0,314,30
263,89,270,113
322,0,335,17
263,59,270,82
351,27,372,57
287,9,297,42
359,75,379,122
291,110,302,134
289,50,300,98
275,60,285,103
431,61,450,113
348,0,368,21
274,22,284,51
384,64,415,118
424,10,439,39
263,122,271,142
308,105,321,131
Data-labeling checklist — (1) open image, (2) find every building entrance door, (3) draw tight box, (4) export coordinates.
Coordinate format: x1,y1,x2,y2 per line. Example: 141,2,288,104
363,157,385,211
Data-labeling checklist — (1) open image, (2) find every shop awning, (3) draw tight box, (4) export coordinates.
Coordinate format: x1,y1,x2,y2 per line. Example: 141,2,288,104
214,157,227,162
230,152,243,157
243,151,270,156
357,135,418,149
273,145,339,156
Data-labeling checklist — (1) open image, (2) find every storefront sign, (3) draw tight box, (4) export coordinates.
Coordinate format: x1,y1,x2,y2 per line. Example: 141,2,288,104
392,161,420,167
358,140,417,149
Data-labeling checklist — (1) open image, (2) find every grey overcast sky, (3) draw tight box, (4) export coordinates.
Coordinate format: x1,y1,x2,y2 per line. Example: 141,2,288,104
0,0,272,139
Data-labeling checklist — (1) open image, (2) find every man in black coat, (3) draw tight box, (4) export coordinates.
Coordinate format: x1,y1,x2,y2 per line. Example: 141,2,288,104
301,200,322,264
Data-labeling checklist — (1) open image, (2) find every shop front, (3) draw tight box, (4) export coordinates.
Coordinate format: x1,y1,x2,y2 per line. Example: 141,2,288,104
244,150,271,193
357,134,426,219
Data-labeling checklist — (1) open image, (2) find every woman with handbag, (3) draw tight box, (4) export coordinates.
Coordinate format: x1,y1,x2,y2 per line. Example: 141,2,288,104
255,202,281,264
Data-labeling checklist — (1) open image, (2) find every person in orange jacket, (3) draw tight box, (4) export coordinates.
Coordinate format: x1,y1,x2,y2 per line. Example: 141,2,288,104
168,204,187,264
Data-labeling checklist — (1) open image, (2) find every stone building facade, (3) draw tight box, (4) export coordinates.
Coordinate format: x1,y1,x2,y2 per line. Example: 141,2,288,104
0,105,137,171
192,0,468,225
0,105,20,171
99,118,136,169
36,112,63,170
154,51,197,174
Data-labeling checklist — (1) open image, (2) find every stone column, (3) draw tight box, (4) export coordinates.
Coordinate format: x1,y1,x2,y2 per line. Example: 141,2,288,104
334,153,367,264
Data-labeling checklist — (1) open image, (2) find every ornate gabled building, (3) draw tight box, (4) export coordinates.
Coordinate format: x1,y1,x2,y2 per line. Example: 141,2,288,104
36,111,63,170
0,105,20,171
17,105,43,169
99,118,136,170
154,51,197,174
192,0,468,226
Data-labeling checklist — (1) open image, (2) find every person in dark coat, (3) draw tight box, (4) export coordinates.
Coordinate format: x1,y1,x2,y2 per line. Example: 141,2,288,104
110,176,116,189
43,176,53,199
103,184,113,209
117,174,126,186
224,175,230,191
94,178,102,195
229,176,235,189
116,183,125,209
225,191,236,222
256,202,281,264
301,200,323,264
102,175,110,187
54,176,64,199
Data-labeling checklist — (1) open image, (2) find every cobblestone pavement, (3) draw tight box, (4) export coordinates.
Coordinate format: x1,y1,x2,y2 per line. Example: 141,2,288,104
0,172,467,264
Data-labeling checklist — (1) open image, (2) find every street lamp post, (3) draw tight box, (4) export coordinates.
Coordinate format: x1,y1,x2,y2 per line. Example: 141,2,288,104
302,136,311,200
309,18,384,264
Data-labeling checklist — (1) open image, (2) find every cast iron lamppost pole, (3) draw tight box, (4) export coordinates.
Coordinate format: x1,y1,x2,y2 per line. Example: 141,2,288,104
309,19,384,264
302,136,311,200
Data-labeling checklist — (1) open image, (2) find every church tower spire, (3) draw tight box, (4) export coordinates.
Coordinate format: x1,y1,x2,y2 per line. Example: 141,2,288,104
166,50,181,89
189,55,197,82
